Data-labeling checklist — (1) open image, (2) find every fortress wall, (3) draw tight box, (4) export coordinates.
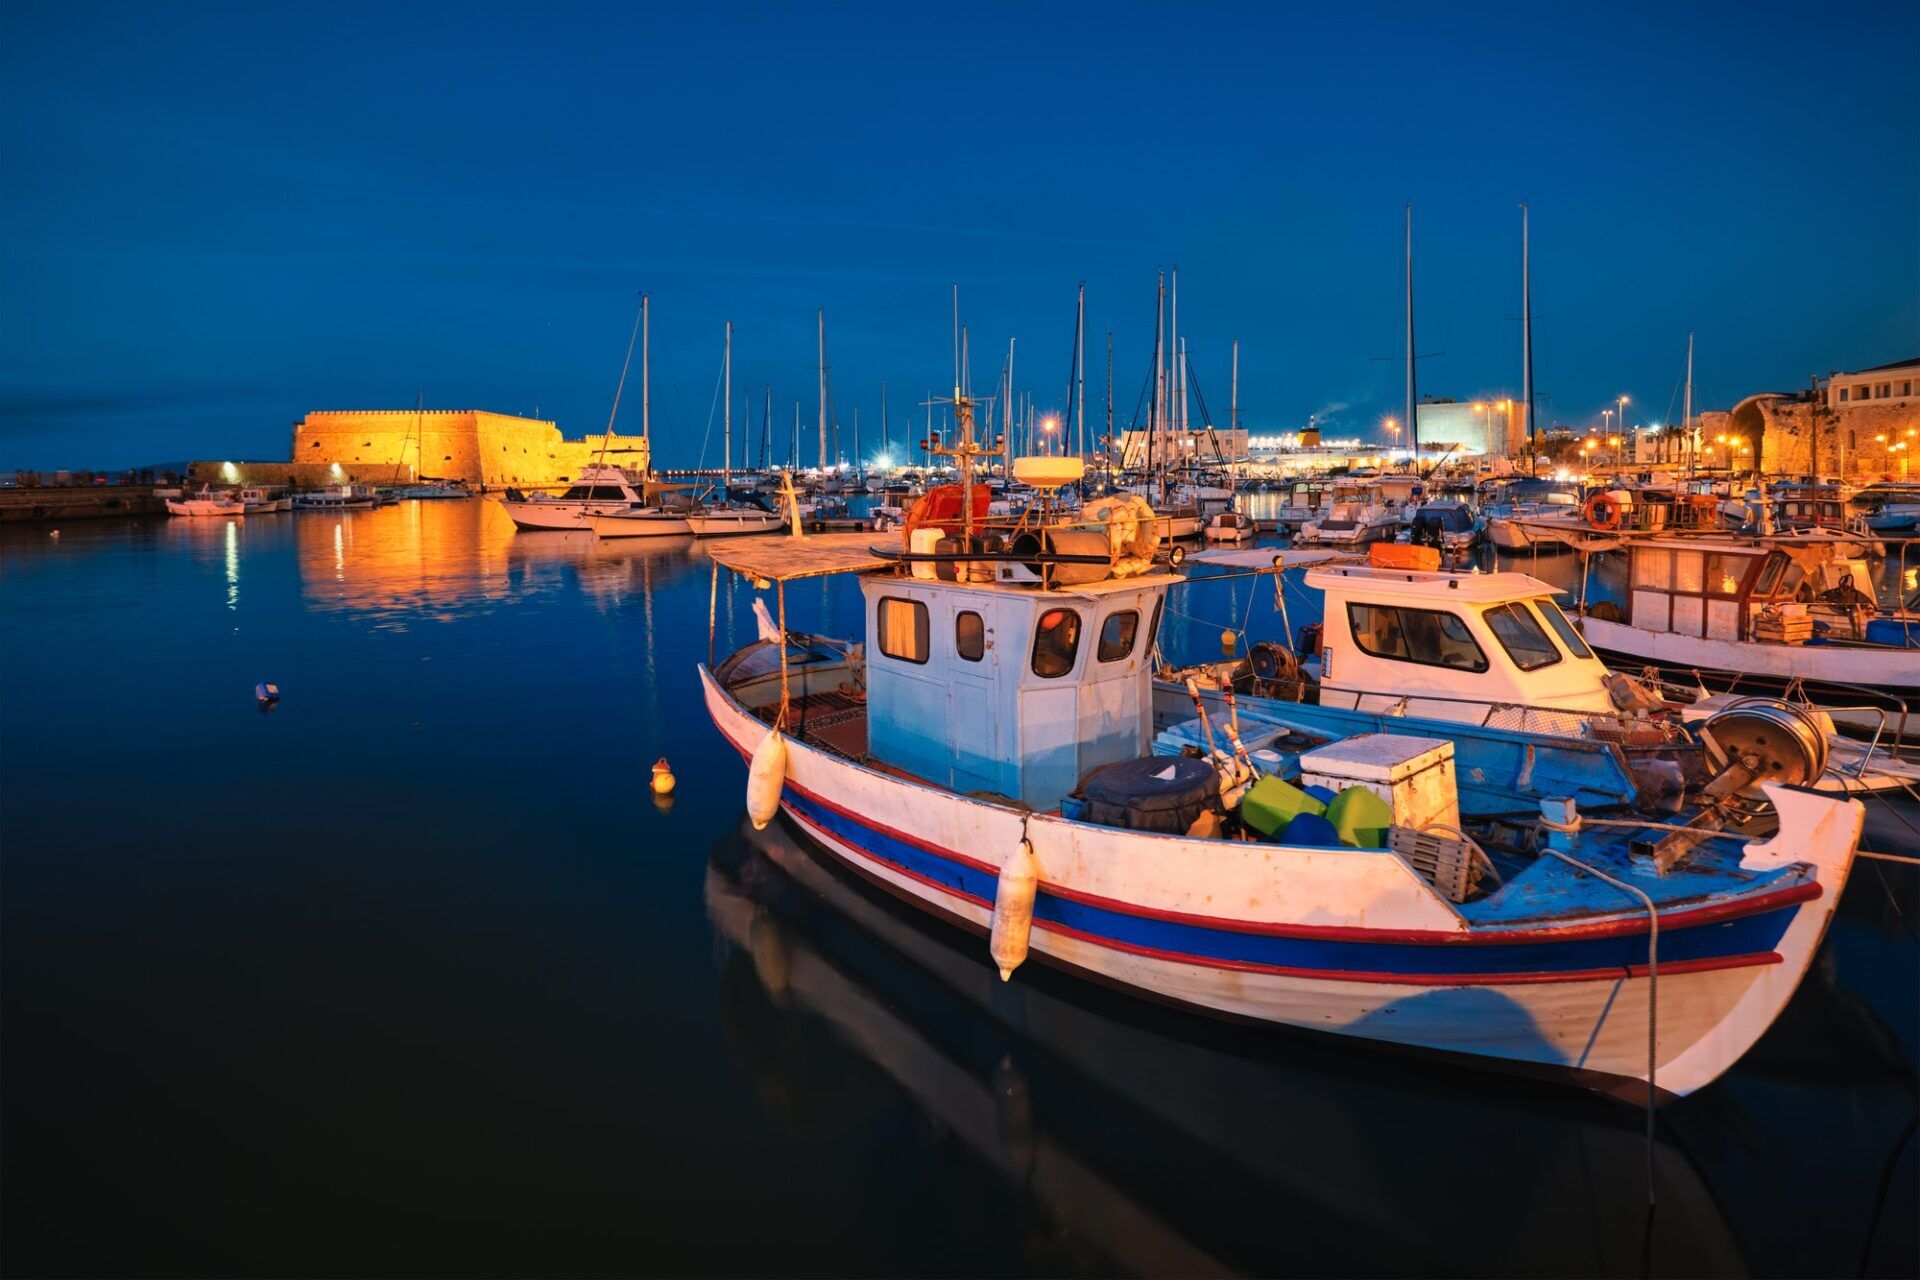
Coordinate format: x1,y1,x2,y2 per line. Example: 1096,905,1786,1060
281,410,650,489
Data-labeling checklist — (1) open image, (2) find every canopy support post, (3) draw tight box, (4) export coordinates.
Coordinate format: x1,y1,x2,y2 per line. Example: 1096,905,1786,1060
777,580,791,731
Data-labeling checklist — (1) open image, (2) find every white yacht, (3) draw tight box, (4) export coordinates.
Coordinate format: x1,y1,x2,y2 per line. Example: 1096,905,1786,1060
1294,480,1399,547
165,487,245,517
497,465,652,531
238,487,288,513
292,484,377,511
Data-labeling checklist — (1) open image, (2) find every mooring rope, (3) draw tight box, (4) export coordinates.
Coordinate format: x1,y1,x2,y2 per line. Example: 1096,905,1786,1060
1539,827,1661,1207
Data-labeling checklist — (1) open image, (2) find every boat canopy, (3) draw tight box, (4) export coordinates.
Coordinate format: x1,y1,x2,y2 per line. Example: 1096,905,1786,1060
703,531,892,582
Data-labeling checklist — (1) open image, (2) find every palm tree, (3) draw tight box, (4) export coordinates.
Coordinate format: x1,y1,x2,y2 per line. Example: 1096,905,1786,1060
1658,423,1690,465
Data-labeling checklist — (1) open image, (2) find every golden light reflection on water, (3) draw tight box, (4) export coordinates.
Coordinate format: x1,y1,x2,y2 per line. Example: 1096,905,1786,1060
224,519,239,610
292,499,701,629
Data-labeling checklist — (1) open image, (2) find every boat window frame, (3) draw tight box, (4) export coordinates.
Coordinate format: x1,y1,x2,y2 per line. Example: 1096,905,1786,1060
1483,602,1563,672
1097,610,1140,663
1031,606,1084,679
1530,599,1594,660
1344,602,1490,674
1146,596,1165,658
876,596,931,666
955,609,985,662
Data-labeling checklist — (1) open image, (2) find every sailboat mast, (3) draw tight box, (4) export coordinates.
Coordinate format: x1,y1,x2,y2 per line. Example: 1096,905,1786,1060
641,293,650,454
1405,204,1418,463
1075,282,1087,459
1684,332,1694,476
762,384,771,472
723,320,732,493
1154,271,1167,501
1106,330,1114,481
817,309,828,474
1520,204,1534,473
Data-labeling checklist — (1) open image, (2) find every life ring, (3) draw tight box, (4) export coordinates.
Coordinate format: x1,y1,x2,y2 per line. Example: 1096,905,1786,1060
1584,493,1623,531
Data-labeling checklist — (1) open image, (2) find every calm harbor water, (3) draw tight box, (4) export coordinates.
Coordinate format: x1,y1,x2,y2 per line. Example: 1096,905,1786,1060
3,499,1915,1277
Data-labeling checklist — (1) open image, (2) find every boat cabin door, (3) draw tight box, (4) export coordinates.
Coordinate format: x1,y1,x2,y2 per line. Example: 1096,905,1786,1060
945,602,1003,793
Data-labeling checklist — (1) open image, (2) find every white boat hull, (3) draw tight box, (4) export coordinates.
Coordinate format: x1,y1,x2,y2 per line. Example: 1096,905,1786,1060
499,500,632,531
586,512,694,538
686,512,787,537
703,666,1857,1096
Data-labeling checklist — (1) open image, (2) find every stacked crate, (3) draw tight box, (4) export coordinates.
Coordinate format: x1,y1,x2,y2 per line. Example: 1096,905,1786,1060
1752,603,1813,644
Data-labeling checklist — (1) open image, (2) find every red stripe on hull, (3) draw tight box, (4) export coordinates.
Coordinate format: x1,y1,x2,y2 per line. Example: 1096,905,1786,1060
785,805,1786,988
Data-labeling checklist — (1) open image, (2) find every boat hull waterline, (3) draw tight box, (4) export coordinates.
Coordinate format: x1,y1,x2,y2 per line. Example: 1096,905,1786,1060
702,666,1858,1098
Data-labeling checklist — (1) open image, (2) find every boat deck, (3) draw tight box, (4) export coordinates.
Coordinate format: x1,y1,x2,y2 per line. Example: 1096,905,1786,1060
758,688,870,761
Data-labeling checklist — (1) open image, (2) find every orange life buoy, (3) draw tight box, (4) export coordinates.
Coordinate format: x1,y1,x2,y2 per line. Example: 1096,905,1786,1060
1584,492,1623,531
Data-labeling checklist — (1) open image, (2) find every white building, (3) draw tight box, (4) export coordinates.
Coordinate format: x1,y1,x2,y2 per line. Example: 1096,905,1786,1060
1828,357,1918,409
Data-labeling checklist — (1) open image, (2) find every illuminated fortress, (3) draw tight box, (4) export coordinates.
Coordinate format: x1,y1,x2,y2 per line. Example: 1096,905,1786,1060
187,410,650,490
287,410,649,489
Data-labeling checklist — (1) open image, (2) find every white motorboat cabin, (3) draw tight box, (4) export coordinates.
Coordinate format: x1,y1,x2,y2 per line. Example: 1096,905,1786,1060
1306,564,1614,719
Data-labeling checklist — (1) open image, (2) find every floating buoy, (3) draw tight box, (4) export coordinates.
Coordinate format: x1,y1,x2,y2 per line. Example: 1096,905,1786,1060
651,757,676,795
746,730,787,829
1221,628,1238,654
255,682,280,706
48,529,60,538
990,838,1040,981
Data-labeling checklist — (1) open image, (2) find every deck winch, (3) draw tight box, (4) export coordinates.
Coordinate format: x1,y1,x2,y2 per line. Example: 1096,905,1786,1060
1635,699,1828,870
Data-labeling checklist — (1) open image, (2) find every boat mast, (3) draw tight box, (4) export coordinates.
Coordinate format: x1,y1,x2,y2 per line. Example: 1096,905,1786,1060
1231,338,1239,490
880,380,888,468
1405,204,1418,466
723,319,732,495
791,402,800,468
761,384,771,472
1154,270,1167,503
641,293,650,459
817,308,828,475
595,292,645,474
1106,330,1114,487
1075,281,1086,459
1520,205,1534,475
1684,332,1694,478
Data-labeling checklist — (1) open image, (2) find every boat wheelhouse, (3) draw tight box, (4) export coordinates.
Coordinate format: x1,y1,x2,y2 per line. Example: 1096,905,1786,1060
1576,536,1918,737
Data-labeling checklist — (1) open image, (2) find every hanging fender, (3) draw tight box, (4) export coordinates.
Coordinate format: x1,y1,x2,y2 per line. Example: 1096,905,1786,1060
989,838,1040,981
746,730,787,830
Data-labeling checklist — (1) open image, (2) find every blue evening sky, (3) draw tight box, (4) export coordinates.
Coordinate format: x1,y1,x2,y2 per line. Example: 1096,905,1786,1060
2,0,1914,469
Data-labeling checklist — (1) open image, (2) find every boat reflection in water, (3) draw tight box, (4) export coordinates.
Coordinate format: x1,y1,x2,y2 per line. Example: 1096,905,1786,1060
708,817,1754,1278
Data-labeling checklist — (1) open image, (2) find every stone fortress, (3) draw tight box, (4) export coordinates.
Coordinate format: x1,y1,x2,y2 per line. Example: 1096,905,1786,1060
187,410,649,491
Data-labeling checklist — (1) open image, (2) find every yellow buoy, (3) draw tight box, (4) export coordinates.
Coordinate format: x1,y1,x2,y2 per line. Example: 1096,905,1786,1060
1221,628,1237,653
650,757,676,795
989,838,1040,981
746,730,787,829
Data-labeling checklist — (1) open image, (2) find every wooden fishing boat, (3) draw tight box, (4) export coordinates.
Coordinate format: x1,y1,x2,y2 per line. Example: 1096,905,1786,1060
699,429,1866,1099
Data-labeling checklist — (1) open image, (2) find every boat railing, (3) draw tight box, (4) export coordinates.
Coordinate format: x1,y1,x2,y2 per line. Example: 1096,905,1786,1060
1204,666,1690,746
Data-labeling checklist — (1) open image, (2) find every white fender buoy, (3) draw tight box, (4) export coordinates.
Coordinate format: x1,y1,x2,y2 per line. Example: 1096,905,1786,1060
989,838,1040,981
746,730,787,830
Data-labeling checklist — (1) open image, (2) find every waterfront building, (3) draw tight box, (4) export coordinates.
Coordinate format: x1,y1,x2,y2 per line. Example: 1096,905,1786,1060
186,410,650,491
1711,358,1920,478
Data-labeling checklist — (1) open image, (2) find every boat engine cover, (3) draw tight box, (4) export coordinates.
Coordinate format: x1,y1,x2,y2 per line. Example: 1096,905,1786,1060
1079,755,1220,833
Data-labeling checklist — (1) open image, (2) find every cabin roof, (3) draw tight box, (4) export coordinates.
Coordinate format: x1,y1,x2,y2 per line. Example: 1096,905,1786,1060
1186,547,1365,570
703,531,894,582
1303,565,1561,602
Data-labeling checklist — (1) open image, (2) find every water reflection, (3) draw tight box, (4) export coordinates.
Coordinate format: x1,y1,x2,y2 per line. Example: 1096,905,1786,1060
710,819,1762,1277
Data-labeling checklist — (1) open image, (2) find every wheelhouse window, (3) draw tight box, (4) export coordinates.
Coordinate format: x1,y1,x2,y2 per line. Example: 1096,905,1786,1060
955,610,985,662
1483,603,1561,671
1031,607,1083,678
1097,610,1140,663
1532,600,1594,659
878,597,929,664
1346,603,1488,672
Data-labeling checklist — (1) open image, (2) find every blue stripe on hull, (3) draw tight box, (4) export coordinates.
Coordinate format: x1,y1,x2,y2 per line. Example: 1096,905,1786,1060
782,789,1798,978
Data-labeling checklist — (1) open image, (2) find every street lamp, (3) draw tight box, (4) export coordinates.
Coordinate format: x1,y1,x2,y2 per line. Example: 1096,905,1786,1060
1616,395,1629,453
1042,414,1059,456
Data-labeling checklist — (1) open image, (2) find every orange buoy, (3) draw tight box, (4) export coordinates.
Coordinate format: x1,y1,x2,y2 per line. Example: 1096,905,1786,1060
1367,542,1442,572
650,757,676,796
